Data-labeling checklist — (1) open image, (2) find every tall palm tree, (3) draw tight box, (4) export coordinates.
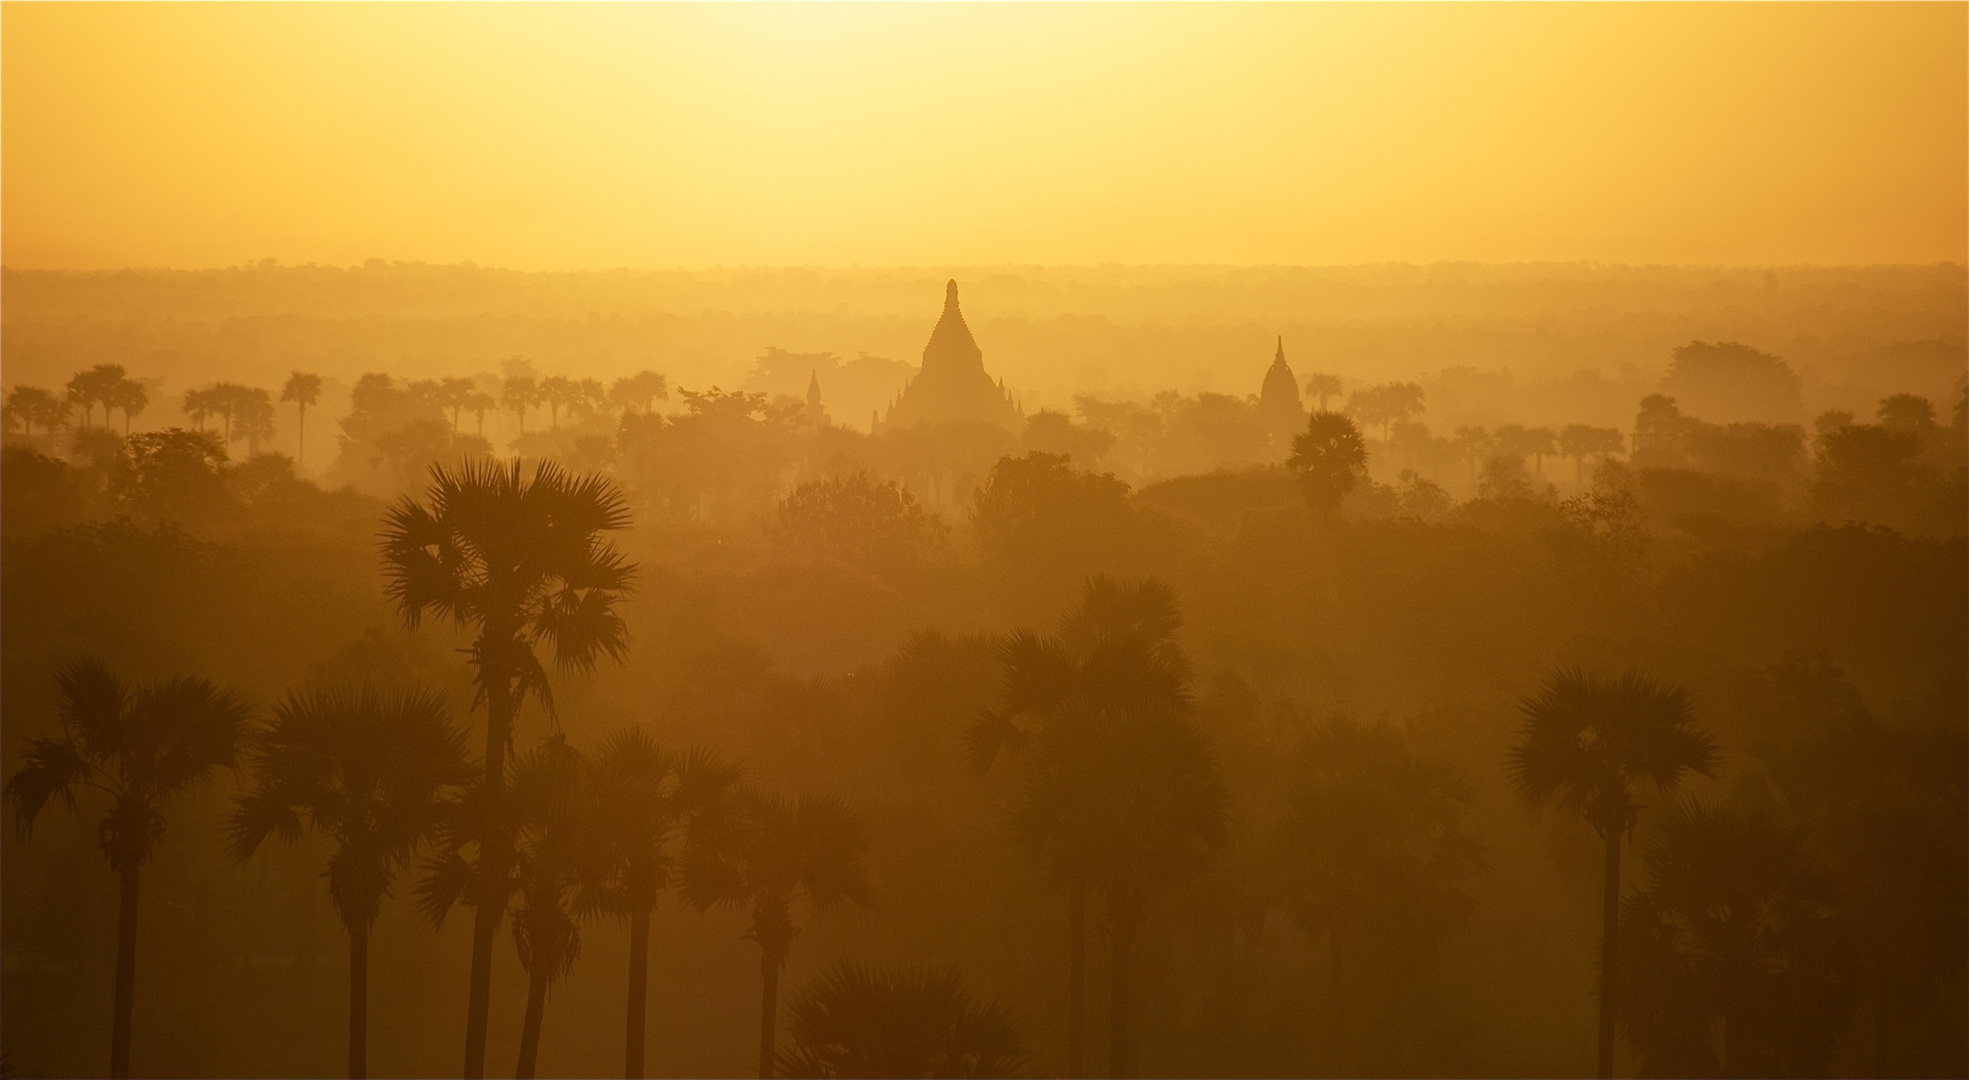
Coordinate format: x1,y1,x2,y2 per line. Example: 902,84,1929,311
969,577,1226,1080
380,458,637,1079
581,734,741,1079
228,684,472,1079
688,790,872,1080
778,961,1031,1079
1508,668,1720,1080
281,373,323,470
4,659,252,1080
420,735,592,1080
1288,411,1367,515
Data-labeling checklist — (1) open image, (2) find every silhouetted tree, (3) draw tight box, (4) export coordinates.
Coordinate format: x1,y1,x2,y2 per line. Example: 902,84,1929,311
1271,717,1483,1074
380,459,636,1079
281,373,323,469
1303,373,1343,412
1618,800,1858,1078
768,472,948,569
778,962,1032,1079
610,371,670,415
1288,411,1367,514
1509,670,1719,1080
4,660,251,1079
4,385,68,438
504,375,539,434
687,791,872,1080
970,577,1227,1079
582,733,741,1079
229,684,472,1079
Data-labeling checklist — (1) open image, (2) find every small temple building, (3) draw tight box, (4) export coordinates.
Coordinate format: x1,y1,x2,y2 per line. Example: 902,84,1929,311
874,280,1022,433
1256,336,1308,447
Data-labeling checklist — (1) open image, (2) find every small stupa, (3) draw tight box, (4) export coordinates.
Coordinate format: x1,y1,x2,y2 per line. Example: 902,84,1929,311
805,370,829,426
875,280,1021,433
1256,336,1307,446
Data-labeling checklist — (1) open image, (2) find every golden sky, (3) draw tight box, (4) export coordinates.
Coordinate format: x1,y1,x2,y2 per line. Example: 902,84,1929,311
3,2,1963,270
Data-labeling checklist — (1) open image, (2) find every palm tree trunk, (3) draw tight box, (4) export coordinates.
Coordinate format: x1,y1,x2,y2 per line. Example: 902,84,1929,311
1326,928,1346,1074
515,964,549,1080
1109,913,1136,1080
1598,831,1621,1080
758,949,781,1080
298,403,307,470
110,866,139,1080
1069,883,1086,1079
349,918,369,1079
625,909,651,1079
464,657,518,1080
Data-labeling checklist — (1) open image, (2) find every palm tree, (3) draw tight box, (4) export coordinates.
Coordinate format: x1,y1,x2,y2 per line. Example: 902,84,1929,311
778,962,1032,1079
503,376,538,434
581,733,741,1079
228,684,472,1079
380,458,637,1080
1618,800,1857,1078
688,790,872,1080
540,376,577,430
282,373,323,469
1508,669,1720,1080
420,735,592,1080
1288,411,1367,515
969,577,1226,1080
4,660,252,1079
1302,373,1343,413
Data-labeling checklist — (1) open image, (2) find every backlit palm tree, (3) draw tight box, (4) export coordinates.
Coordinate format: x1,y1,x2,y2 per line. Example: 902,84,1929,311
228,683,472,1079
1509,669,1719,1080
4,660,252,1080
419,735,592,1080
582,733,741,1079
1618,800,1857,1078
778,962,1031,1079
380,457,636,1079
969,576,1225,1080
688,790,872,1080
1288,411,1367,515
281,372,323,469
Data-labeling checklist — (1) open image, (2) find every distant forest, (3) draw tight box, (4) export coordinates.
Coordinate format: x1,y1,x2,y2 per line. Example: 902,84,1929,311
1,262,1963,1080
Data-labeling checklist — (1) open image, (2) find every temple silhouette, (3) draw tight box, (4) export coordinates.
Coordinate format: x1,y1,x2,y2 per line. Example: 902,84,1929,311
1256,335,1307,448
875,280,1022,433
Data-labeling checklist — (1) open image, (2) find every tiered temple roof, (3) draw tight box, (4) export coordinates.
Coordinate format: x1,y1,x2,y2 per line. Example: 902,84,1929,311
876,280,1021,433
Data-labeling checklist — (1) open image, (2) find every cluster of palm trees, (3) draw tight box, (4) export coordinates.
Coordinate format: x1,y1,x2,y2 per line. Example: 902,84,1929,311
2,365,149,438
6,451,1740,1080
182,382,278,454
500,369,668,435
968,577,1230,1079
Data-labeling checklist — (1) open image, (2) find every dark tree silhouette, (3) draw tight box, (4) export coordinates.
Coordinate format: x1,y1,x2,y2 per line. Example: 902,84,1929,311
229,684,472,1080
970,577,1227,1079
1288,411,1367,514
778,962,1032,1079
581,733,741,1079
1270,717,1483,1074
282,372,323,469
420,735,591,1080
1618,800,1858,1078
380,458,636,1079
4,660,251,1080
1509,669,1719,1080
687,791,872,1080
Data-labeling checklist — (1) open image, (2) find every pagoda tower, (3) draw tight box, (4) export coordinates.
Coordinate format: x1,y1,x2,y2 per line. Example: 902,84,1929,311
1257,336,1308,448
876,280,1021,433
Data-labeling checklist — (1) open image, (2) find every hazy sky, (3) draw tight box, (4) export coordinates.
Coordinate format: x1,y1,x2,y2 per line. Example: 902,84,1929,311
4,2,1963,271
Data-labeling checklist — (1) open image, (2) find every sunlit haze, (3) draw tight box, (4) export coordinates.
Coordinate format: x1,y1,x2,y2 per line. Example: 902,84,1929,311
3,1,1964,270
